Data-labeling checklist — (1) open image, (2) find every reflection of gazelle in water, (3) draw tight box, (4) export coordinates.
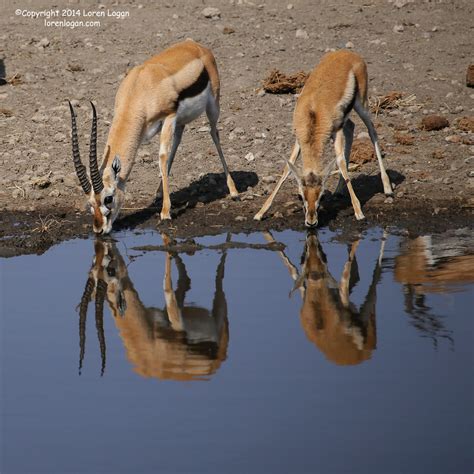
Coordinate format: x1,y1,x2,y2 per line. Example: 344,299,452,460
393,234,473,348
78,236,229,380
265,231,386,365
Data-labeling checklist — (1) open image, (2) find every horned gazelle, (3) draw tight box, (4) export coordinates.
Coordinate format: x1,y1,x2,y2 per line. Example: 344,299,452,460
255,50,393,227
69,40,238,234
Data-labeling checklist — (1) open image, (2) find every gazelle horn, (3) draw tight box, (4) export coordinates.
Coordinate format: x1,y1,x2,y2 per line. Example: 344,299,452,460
68,101,92,194
89,101,104,194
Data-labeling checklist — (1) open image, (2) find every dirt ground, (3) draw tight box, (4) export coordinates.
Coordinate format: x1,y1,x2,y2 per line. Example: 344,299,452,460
1,0,473,256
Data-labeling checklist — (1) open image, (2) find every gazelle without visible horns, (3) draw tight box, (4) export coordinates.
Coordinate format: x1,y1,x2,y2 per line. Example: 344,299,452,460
254,49,393,227
69,40,238,234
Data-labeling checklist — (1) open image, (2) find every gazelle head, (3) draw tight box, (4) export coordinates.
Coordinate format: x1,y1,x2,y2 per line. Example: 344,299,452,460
286,161,323,228
68,101,123,235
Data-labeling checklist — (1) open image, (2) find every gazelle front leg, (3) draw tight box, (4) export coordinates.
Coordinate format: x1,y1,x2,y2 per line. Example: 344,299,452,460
254,140,300,221
334,119,355,195
159,115,176,220
354,99,393,196
334,129,365,220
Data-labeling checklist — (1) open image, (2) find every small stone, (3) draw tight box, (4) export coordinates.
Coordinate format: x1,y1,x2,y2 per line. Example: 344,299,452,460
201,7,221,19
235,215,246,222
37,37,50,48
274,211,284,218
445,135,461,144
287,3,294,9
295,29,309,39
396,191,404,198
345,41,354,49
245,152,255,162
393,0,413,7
257,89,266,97
393,24,404,33
53,132,66,142
403,63,414,71
49,189,60,198
262,175,276,184
467,171,474,178
223,26,235,34
432,149,445,160
420,115,449,131
384,196,394,204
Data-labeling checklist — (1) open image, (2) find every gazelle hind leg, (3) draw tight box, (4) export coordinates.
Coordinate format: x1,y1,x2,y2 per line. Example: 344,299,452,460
354,98,393,195
334,129,365,220
335,119,355,195
206,98,238,198
254,140,300,221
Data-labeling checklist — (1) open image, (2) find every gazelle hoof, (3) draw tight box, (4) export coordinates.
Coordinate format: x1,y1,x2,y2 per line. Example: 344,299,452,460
231,193,240,201
254,213,263,221
160,212,171,221
355,212,365,221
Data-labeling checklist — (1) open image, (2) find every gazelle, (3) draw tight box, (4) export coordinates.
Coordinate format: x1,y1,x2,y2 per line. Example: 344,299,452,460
69,40,238,235
254,50,393,227
264,231,386,365
77,235,229,380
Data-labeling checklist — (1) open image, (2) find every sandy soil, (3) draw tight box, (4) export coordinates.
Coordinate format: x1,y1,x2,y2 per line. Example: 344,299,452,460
0,0,473,256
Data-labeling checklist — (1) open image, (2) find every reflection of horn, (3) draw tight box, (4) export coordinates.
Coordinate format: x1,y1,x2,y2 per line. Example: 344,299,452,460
89,102,104,194
95,278,107,376
68,101,92,194
78,277,94,375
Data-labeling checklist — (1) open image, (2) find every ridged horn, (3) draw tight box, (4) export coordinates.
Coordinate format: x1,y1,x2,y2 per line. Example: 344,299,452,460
68,101,92,194
95,278,107,376
89,101,104,194
78,276,94,375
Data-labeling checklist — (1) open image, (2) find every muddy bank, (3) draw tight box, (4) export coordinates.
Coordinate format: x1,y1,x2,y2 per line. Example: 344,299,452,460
1,178,472,258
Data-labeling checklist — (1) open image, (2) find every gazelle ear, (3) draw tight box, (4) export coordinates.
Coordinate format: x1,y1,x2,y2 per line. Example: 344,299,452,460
112,155,121,179
285,159,302,187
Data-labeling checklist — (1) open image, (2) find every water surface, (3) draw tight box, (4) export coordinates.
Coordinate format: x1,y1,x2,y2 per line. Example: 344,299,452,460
1,227,473,473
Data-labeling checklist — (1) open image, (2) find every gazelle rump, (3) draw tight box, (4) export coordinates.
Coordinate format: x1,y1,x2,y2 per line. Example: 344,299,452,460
69,40,238,235
254,50,393,227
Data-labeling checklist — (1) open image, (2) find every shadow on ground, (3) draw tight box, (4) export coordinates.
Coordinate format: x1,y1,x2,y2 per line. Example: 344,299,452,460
317,170,405,226
115,170,258,230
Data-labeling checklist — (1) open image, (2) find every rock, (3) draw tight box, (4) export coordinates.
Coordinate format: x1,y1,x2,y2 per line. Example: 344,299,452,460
396,191,404,198
235,215,246,222
197,126,210,132
345,41,354,49
201,7,221,19
393,24,405,33
467,171,474,178
37,37,50,48
384,196,394,204
466,64,474,87
32,113,48,123
245,152,255,162
432,149,445,160
295,29,309,39
274,211,284,218
287,3,294,9
31,176,51,189
53,132,66,142
445,135,461,144
223,26,235,34
392,0,414,7
49,189,61,198
262,175,276,184
420,115,449,131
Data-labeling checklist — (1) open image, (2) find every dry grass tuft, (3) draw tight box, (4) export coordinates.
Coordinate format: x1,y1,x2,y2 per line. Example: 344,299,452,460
369,91,419,116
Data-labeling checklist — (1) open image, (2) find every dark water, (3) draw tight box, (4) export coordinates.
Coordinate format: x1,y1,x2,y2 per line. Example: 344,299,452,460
1,227,473,474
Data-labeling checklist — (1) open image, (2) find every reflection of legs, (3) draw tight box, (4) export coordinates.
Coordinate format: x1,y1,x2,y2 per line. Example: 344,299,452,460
254,140,300,220
354,99,392,195
335,119,355,195
158,115,176,220
174,254,191,308
163,251,183,331
334,129,365,220
157,124,185,198
339,239,361,307
206,99,238,198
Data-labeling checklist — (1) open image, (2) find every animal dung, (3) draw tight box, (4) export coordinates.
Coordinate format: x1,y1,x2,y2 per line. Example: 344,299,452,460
262,69,308,94
420,115,450,131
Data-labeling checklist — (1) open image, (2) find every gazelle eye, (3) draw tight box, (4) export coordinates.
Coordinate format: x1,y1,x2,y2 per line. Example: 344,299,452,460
104,195,113,208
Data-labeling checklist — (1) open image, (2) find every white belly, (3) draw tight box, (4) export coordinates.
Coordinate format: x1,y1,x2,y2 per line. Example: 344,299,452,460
176,83,211,125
